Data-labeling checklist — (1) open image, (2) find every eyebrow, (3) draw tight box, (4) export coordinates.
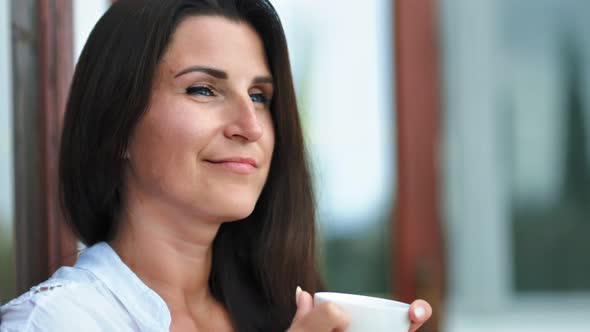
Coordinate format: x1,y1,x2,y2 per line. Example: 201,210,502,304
174,66,227,79
174,65,273,85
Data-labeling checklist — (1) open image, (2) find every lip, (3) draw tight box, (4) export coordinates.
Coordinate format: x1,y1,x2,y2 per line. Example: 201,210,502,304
205,157,258,175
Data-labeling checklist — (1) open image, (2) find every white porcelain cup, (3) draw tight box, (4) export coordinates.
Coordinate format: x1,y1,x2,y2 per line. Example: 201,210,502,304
314,292,410,332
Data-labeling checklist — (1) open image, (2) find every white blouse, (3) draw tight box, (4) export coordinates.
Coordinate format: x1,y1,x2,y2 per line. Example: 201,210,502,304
0,242,172,332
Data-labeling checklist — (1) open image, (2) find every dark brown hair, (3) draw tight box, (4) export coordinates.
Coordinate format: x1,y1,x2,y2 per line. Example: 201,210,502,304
59,0,322,330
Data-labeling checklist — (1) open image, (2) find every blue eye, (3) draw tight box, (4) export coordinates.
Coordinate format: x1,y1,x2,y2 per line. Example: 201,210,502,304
186,85,215,96
250,93,268,104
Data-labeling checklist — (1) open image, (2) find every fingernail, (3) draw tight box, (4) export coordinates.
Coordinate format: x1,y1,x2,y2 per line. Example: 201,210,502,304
296,286,302,305
414,306,426,320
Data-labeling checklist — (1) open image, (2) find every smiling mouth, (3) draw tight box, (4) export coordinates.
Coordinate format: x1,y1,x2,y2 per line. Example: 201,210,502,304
205,158,258,175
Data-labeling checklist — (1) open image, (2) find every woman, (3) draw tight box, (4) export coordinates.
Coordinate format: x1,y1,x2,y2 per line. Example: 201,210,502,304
0,0,431,331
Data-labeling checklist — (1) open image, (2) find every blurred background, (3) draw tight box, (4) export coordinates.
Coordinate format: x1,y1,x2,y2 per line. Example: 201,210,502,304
1,0,589,331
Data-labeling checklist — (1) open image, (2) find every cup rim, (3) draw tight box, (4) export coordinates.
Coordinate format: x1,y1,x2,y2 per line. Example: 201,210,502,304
314,292,410,311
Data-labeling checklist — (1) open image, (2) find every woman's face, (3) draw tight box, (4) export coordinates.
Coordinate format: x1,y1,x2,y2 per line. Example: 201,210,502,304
125,15,275,223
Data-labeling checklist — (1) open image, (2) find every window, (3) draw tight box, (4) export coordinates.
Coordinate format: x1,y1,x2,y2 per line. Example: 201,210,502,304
273,0,395,295
0,0,16,303
441,0,590,330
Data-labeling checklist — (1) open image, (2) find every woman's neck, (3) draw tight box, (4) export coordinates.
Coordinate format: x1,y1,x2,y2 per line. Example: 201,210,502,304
109,189,222,312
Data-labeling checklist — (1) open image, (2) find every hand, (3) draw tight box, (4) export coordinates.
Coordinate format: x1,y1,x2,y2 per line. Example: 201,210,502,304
408,299,432,332
287,287,350,332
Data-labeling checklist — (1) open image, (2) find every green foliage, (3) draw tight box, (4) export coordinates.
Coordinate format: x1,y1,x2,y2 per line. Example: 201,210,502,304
318,214,391,297
0,222,16,303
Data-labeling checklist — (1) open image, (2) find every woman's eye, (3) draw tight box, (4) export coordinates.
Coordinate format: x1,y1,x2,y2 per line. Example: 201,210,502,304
186,85,215,97
250,93,268,104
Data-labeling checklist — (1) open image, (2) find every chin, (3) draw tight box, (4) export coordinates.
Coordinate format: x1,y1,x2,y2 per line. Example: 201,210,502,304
188,184,263,223
220,212,255,223
215,199,258,223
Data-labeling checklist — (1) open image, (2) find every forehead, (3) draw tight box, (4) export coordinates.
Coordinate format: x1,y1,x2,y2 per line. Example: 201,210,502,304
160,15,271,76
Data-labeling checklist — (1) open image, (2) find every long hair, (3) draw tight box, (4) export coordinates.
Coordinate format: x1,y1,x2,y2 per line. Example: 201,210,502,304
59,0,322,330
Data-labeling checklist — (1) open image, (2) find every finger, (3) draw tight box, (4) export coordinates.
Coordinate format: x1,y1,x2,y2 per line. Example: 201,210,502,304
296,302,350,332
291,287,314,324
408,299,432,332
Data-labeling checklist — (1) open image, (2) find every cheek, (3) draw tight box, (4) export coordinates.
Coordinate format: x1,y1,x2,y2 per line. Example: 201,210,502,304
128,103,213,176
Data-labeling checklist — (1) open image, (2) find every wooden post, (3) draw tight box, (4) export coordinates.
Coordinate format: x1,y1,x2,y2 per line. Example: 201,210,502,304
12,0,76,294
392,0,445,330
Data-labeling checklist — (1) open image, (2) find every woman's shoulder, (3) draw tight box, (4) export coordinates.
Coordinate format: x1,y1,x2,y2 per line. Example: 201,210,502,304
1,242,168,332
1,266,97,306
0,267,132,332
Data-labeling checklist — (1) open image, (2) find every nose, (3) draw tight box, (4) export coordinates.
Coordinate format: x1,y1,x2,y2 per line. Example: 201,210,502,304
223,94,264,142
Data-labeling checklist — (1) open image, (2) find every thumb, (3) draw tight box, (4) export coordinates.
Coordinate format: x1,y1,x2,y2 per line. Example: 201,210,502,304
292,286,314,324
